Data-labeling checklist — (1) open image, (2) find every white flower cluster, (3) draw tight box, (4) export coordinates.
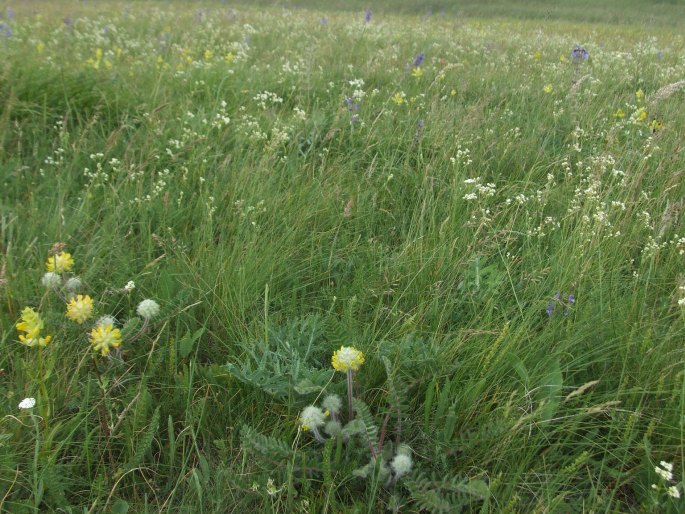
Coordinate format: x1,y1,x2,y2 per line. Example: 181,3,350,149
652,461,680,499
463,177,496,201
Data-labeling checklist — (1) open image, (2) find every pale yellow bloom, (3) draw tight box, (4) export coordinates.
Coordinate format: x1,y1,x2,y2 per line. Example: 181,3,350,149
66,294,94,324
331,346,365,372
46,252,74,273
89,323,122,356
16,307,52,347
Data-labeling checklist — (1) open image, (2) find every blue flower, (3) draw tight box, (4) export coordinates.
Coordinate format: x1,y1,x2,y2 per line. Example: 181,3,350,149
365,9,372,23
571,45,589,62
546,301,554,317
413,52,425,67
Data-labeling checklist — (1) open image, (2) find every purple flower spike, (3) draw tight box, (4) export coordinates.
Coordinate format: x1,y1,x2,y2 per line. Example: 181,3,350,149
571,45,589,62
657,51,663,61
546,301,554,317
344,97,359,112
568,294,575,304
321,16,328,26
365,9,372,23
554,292,561,300
413,52,425,67
0,22,12,38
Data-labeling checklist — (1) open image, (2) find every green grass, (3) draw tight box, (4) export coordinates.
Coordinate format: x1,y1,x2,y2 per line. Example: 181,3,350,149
1,0,684,512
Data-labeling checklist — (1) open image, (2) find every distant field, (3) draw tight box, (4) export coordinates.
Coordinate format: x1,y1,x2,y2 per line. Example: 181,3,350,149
248,0,685,27
1,1,684,512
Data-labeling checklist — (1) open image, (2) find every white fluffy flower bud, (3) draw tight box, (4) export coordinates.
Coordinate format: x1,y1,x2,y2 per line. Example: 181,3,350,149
322,394,342,416
41,272,62,288
137,299,160,319
390,454,413,477
96,315,117,328
65,277,82,291
299,406,325,430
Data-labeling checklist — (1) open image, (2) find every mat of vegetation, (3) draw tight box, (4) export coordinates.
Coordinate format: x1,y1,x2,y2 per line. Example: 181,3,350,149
1,1,684,512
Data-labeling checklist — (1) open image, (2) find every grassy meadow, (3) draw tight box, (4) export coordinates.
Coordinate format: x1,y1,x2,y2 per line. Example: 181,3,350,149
1,0,685,512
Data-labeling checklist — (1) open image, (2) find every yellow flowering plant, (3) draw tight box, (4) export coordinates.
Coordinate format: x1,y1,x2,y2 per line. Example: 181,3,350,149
332,346,365,422
89,322,123,357
46,252,74,273
16,307,52,347
66,294,94,324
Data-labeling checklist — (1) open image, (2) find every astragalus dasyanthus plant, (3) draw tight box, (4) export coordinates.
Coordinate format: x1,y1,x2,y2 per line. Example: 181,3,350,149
1,0,684,512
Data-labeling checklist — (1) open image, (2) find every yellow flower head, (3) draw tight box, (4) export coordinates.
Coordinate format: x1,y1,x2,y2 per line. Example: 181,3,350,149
411,67,424,79
331,346,365,372
636,88,644,102
46,252,74,273
66,294,94,324
391,92,405,106
89,323,122,356
543,84,553,94
16,307,52,347
613,108,625,119
19,334,52,347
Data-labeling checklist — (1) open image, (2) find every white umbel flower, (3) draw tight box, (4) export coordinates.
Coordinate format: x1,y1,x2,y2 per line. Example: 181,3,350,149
137,299,160,319
41,272,62,288
668,486,681,499
18,397,37,410
656,463,674,482
124,280,135,292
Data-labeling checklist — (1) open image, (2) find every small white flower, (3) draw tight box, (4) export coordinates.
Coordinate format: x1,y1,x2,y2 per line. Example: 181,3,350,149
667,485,680,499
655,465,674,482
41,272,62,288
96,315,117,328
65,277,82,291
299,406,325,430
137,299,160,319
660,461,674,473
124,280,136,292
18,397,36,410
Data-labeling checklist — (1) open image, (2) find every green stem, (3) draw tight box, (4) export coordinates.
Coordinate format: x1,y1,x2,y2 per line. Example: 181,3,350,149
37,348,50,430
347,370,354,422
31,414,41,510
